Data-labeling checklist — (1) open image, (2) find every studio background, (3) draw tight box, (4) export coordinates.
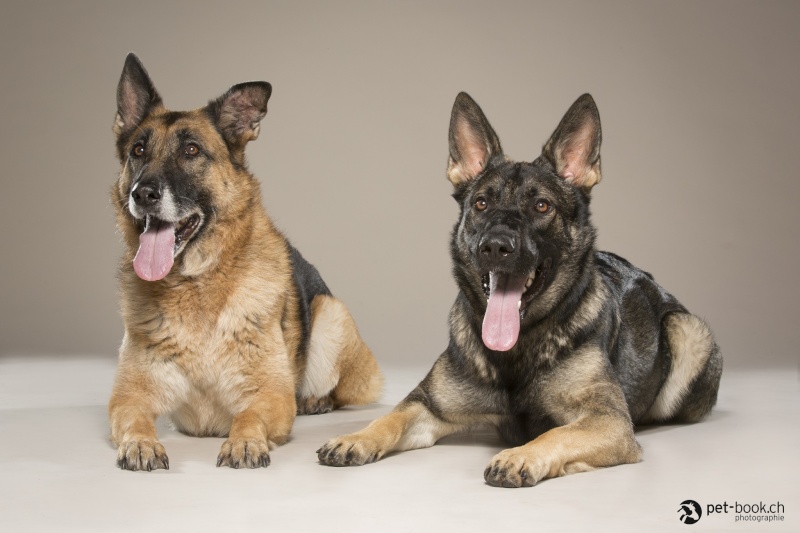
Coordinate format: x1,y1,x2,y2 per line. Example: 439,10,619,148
1,1,798,370
1,3,798,533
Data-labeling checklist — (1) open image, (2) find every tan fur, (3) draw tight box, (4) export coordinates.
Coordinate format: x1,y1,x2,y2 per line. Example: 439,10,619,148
318,356,499,466
109,92,381,470
642,313,715,423
317,403,464,466
298,295,383,409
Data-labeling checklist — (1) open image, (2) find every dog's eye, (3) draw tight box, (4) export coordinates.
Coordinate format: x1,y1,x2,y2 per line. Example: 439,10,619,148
534,200,551,214
475,198,488,211
184,143,200,157
132,143,145,157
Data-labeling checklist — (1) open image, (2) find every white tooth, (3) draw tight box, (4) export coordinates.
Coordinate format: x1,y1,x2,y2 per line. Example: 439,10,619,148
518,300,522,309
526,275,534,289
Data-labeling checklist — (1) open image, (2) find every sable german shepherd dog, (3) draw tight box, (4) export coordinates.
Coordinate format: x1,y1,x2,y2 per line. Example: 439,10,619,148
108,54,382,471
318,93,722,487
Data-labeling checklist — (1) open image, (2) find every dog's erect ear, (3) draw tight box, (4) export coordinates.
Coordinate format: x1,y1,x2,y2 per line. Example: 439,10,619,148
447,92,503,186
542,93,602,191
208,82,272,149
114,53,162,138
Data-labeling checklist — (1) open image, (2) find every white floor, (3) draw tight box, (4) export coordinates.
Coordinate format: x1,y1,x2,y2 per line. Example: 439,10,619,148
0,356,797,532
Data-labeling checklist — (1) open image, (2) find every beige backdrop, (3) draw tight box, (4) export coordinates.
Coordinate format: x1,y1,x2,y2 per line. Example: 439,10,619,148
1,0,798,369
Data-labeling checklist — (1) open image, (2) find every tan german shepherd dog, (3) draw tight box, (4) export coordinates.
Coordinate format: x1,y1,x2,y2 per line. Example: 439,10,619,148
108,54,382,471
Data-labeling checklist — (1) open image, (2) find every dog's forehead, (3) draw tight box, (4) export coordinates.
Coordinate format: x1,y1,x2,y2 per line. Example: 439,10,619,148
140,108,222,145
475,161,564,200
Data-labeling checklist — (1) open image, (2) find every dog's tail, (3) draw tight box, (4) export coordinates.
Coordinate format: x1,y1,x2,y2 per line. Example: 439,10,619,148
643,312,722,423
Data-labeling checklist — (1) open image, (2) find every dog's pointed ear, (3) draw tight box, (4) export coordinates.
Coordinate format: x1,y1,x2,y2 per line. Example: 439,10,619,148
208,82,272,149
114,53,162,138
542,93,602,191
447,92,503,186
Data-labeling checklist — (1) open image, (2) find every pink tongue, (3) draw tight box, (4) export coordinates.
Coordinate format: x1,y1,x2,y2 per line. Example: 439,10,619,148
482,271,527,351
133,219,176,281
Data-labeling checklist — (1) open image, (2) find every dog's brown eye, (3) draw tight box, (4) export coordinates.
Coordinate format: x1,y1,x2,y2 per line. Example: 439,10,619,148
475,198,488,211
132,143,145,157
185,143,200,157
534,200,551,214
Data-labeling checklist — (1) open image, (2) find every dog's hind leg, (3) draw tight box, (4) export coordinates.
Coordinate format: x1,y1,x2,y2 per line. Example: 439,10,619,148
297,295,383,413
643,313,722,423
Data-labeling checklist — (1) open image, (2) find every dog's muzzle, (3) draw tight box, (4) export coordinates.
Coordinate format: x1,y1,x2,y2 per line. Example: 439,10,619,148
127,179,203,282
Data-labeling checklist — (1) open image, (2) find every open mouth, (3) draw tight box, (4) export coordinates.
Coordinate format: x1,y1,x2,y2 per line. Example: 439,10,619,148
132,212,203,281
481,257,552,313
174,213,202,249
479,258,552,352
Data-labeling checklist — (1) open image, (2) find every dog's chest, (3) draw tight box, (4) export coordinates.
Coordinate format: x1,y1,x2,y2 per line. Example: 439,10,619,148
485,361,558,444
144,288,263,394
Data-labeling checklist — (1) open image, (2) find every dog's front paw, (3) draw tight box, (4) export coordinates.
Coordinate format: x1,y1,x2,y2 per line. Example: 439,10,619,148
116,439,169,471
317,434,384,467
216,438,271,469
484,448,547,488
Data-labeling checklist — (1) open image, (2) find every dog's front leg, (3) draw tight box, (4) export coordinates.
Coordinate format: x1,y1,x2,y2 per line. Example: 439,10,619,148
109,362,171,471
484,413,642,488
317,395,461,466
216,386,297,469
216,329,297,469
484,346,644,487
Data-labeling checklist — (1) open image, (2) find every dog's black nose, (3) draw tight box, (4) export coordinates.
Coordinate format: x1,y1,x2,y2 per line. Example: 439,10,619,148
479,231,517,264
131,181,162,207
